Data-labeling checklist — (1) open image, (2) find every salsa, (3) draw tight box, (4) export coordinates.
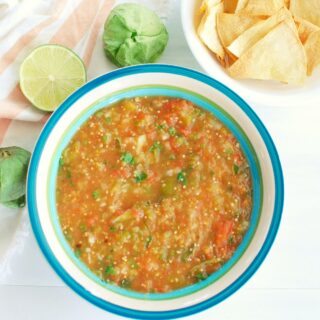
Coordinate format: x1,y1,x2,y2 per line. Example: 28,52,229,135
56,97,252,293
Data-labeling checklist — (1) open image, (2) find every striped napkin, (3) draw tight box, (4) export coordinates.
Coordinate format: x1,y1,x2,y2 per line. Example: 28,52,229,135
0,0,173,281
0,0,116,144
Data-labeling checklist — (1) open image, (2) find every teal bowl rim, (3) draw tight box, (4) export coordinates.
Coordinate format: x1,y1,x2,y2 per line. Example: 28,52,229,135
48,85,262,300
27,64,284,319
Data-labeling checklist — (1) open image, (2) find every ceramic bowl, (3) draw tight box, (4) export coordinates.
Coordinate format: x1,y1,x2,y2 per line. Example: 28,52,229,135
27,64,284,319
181,0,320,107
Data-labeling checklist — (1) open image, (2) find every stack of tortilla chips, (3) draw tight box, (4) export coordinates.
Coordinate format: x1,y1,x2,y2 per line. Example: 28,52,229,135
197,0,320,84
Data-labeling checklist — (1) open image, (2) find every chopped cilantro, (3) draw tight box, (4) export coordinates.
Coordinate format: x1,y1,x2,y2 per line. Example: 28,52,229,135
195,272,207,281
177,171,187,186
145,236,153,248
156,123,165,130
228,235,235,245
105,265,116,276
105,116,112,124
109,225,116,232
134,171,147,183
168,127,176,136
59,158,64,167
92,190,100,200
233,164,239,175
121,152,135,165
149,141,162,152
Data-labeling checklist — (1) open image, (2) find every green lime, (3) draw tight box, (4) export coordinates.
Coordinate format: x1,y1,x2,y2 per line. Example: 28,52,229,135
19,44,86,112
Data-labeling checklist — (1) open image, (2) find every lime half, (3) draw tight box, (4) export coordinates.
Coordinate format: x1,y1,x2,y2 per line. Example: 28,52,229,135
20,44,86,112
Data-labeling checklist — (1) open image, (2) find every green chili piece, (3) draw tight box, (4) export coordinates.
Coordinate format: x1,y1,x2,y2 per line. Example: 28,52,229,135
102,134,112,144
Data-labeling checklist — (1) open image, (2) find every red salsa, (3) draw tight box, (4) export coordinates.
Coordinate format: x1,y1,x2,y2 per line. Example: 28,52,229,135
56,97,252,293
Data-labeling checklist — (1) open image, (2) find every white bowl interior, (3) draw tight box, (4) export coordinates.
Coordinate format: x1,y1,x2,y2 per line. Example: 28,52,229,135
33,71,277,312
181,0,320,107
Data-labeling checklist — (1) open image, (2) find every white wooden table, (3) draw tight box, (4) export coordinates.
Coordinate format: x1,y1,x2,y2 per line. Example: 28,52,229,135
1,1,320,319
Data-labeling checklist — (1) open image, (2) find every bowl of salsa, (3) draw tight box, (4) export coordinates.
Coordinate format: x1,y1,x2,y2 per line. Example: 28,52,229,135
27,64,283,319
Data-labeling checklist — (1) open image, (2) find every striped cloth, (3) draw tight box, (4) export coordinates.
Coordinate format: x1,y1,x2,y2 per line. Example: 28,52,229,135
0,0,172,280
0,0,116,145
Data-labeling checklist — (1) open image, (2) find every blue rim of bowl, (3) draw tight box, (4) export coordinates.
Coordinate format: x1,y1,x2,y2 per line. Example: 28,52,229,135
27,64,284,319
47,85,262,300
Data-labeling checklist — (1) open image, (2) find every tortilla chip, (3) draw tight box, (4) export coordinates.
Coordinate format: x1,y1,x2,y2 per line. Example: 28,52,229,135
295,17,319,44
227,7,296,57
284,0,290,8
235,0,249,12
290,0,320,27
217,13,264,47
224,50,238,67
197,2,225,59
304,30,320,75
228,21,307,84
238,0,285,16
224,0,238,13
200,0,222,13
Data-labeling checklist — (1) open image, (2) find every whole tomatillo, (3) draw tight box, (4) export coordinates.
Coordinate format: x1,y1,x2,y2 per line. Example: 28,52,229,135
103,3,169,67
0,146,31,208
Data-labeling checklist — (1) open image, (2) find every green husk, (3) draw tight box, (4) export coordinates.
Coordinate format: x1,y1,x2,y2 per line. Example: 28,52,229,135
2,195,26,208
0,146,31,208
103,3,169,67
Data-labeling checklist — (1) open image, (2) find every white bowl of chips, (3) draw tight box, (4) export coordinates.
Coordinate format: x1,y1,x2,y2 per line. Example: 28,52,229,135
181,0,320,107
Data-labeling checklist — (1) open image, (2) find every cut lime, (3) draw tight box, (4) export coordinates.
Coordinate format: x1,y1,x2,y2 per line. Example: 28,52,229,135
20,44,86,112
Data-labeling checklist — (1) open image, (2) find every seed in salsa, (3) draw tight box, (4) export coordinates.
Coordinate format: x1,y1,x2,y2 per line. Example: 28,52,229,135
56,96,252,293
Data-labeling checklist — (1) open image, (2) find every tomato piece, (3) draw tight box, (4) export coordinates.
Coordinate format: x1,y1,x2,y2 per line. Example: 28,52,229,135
148,171,158,183
113,167,131,178
137,112,145,120
87,216,97,227
179,127,191,137
203,245,214,259
132,208,144,220
215,220,234,248
163,113,178,126
233,153,243,166
169,137,179,153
